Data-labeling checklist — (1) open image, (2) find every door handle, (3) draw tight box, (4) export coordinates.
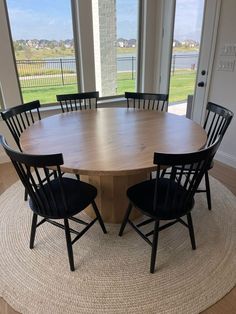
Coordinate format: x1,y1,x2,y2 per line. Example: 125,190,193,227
198,81,205,87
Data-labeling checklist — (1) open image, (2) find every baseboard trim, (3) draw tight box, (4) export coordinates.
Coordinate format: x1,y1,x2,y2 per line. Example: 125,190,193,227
215,150,236,169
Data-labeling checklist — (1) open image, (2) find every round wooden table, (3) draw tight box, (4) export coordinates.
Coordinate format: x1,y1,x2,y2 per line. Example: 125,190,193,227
20,108,207,223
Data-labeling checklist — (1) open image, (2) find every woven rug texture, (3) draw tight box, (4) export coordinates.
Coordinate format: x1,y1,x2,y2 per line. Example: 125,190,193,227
0,177,235,314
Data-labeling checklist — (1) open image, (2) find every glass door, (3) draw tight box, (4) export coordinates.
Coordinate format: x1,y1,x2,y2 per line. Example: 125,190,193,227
168,0,205,116
165,0,220,119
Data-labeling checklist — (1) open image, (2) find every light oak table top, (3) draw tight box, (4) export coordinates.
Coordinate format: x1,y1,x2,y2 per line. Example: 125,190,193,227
20,108,207,176
21,107,207,223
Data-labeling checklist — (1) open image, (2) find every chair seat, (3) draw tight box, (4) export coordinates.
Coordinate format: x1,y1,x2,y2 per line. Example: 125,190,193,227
127,178,194,220
29,177,97,219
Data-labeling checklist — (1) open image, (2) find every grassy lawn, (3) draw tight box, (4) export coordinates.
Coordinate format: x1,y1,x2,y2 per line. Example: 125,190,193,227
15,48,76,60
116,72,136,95
169,70,196,103
21,70,196,104
15,47,198,60
20,75,77,88
16,47,137,60
22,85,78,104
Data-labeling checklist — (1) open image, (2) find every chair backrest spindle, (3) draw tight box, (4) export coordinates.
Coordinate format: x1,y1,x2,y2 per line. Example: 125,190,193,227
56,91,99,113
0,135,68,218
1,100,41,150
203,102,233,147
125,92,169,111
153,138,221,215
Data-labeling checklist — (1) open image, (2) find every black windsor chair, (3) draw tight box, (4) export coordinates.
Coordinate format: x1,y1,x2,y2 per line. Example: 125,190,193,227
119,137,221,273
198,102,233,209
0,135,107,271
0,100,41,151
56,91,99,113
1,100,41,200
125,92,169,180
125,92,169,111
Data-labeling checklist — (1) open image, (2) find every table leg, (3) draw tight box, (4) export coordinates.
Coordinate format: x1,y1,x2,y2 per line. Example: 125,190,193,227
81,172,149,224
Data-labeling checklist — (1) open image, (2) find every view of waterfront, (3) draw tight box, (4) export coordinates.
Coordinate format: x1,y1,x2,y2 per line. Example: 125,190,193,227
15,53,197,105
6,0,201,105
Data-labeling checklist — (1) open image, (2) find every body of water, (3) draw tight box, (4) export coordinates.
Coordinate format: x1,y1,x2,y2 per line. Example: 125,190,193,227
43,51,199,73
116,52,199,71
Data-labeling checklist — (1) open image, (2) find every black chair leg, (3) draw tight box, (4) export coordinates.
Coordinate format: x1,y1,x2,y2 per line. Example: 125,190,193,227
53,170,58,179
150,220,160,273
24,188,28,201
205,171,212,210
91,200,107,234
30,213,38,249
76,174,80,180
119,203,133,236
187,213,196,250
64,219,75,271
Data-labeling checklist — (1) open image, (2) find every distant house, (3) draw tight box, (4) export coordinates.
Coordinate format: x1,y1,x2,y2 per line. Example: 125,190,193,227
181,39,199,48
173,40,181,47
117,38,136,48
117,41,124,48
128,39,136,48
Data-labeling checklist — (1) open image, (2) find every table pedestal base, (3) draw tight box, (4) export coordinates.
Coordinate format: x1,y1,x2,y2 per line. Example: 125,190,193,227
81,172,149,224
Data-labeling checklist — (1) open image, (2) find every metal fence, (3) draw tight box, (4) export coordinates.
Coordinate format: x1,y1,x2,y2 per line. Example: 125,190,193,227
16,53,198,89
17,59,77,88
171,54,198,75
116,56,136,80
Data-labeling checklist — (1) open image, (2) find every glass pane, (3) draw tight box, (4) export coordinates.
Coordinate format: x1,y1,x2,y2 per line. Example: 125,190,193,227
169,0,204,115
116,0,138,95
92,0,138,97
6,0,78,105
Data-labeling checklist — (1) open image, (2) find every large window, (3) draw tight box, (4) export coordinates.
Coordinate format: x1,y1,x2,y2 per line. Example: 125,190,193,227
92,0,138,97
6,0,78,104
6,0,139,103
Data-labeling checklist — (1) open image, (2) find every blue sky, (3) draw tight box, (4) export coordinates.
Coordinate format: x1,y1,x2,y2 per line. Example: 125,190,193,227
7,0,74,40
174,0,204,41
116,0,138,39
7,0,203,41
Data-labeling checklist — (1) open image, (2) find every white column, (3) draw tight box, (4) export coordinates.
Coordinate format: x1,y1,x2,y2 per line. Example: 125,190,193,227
92,0,117,97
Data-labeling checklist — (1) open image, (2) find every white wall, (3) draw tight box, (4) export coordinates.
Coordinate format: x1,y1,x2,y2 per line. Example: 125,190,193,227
209,0,236,167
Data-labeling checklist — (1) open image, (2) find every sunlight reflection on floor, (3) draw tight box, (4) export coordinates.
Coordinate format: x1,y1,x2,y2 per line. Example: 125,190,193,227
168,102,187,116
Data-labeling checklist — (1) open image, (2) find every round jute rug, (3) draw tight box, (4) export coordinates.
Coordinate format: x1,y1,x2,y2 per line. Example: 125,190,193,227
0,177,235,314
